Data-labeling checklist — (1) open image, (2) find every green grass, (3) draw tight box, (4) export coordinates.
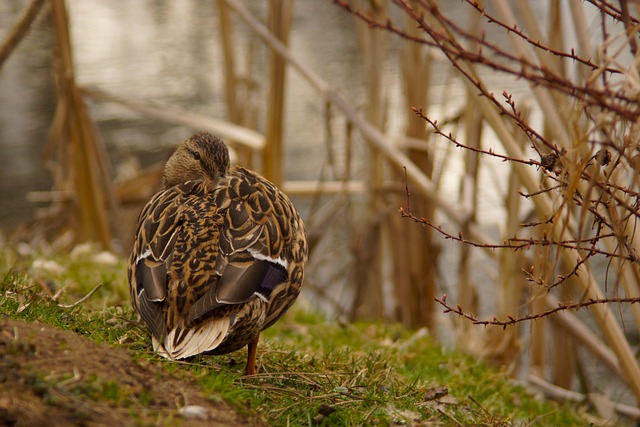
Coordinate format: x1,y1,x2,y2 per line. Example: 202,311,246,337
0,245,601,426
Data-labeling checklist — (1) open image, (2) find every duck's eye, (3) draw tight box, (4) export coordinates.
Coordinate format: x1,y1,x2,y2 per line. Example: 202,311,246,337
192,151,201,161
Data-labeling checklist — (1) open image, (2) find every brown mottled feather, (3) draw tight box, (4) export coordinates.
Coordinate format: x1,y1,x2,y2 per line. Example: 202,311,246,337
128,132,307,369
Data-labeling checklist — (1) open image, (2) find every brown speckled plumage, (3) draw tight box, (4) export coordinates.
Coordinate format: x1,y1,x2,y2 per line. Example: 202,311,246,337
128,132,307,374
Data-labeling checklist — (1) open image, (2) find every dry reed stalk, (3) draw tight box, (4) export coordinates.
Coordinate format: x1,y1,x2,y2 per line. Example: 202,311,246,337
222,0,511,329
552,279,576,389
526,0,576,388
513,0,561,73
215,0,256,166
464,0,640,401
529,374,640,419
515,0,574,160
392,0,437,329
115,164,164,205
0,0,45,70
349,0,387,320
223,0,489,245
490,131,524,368
321,102,338,180
82,87,265,152
454,0,483,342
602,233,640,331
387,212,413,324
492,0,572,150
528,298,546,377
544,293,624,379
526,103,550,381
590,152,640,333
477,25,640,406
49,0,114,249
263,0,294,186
428,34,640,399
216,0,240,123
553,239,640,398
349,0,640,402
282,180,364,196
527,225,558,379
332,2,640,395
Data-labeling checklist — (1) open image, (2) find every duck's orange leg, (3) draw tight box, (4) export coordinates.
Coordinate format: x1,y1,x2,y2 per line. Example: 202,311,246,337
245,335,259,375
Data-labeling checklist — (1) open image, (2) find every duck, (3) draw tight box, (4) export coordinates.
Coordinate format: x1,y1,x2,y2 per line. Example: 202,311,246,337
128,131,307,375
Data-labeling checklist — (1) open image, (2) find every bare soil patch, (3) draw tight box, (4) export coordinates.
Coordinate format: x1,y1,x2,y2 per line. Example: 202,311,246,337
0,319,256,427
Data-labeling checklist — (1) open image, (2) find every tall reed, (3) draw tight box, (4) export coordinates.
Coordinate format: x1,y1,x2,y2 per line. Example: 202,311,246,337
263,0,294,186
49,0,115,249
335,0,640,405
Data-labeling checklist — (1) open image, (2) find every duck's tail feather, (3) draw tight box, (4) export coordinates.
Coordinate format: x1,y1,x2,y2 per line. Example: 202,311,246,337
153,317,231,359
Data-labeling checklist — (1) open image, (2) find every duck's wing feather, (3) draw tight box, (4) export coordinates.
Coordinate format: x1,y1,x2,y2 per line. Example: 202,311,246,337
189,169,292,321
130,181,202,341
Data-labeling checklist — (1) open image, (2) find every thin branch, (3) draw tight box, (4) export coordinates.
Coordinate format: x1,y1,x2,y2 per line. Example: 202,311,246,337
412,107,542,167
399,206,634,260
434,293,640,328
334,0,640,120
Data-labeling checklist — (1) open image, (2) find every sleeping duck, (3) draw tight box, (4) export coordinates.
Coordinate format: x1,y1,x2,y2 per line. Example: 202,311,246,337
128,131,307,375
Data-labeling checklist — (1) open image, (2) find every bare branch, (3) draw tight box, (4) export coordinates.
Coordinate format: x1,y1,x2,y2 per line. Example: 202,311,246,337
435,293,640,328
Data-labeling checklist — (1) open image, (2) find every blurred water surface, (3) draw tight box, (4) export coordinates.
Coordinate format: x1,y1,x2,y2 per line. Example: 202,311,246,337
0,1,557,231
0,1,363,230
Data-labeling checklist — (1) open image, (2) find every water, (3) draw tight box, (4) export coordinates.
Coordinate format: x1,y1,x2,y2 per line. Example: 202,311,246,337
0,0,533,232
0,1,56,229
1,1,619,231
0,1,356,230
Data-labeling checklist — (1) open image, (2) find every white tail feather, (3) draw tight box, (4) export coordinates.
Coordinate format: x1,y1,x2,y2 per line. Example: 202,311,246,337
153,317,231,359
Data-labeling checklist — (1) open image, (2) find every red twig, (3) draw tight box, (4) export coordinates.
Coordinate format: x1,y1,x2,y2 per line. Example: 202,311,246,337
399,207,634,261
435,293,640,328
412,106,542,167
333,0,640,120
337,0,640,326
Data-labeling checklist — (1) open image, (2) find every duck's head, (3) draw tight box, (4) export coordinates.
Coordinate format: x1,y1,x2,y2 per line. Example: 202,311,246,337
162,132,231,189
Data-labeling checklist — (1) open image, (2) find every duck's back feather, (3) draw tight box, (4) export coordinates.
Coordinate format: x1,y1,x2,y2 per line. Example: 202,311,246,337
128,167,307,360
